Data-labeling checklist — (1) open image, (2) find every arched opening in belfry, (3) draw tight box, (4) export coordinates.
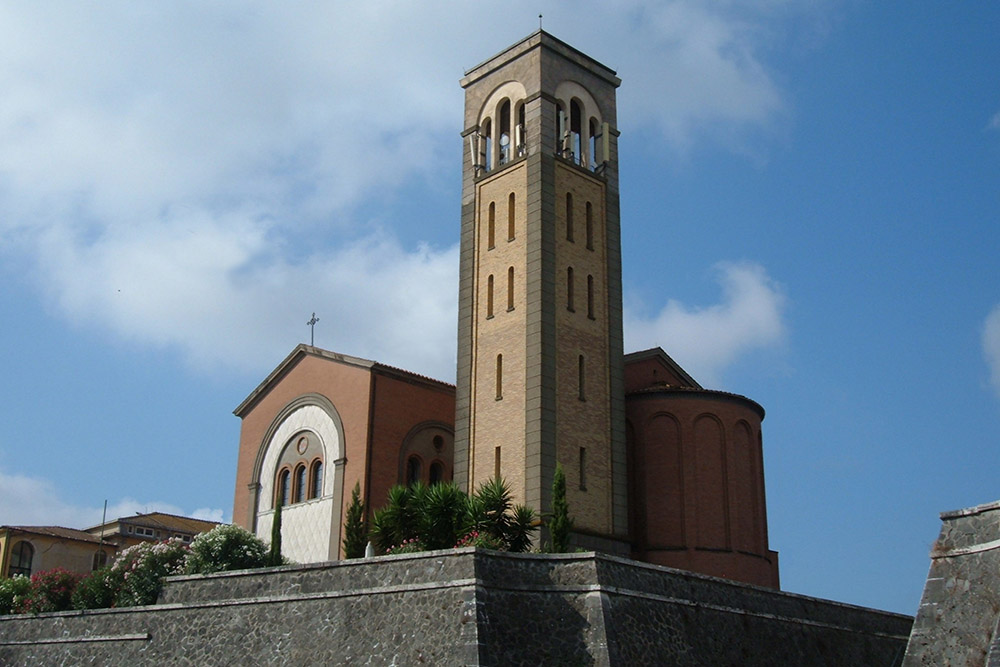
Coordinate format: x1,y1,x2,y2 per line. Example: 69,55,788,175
498,99,511,165
570,99,583,164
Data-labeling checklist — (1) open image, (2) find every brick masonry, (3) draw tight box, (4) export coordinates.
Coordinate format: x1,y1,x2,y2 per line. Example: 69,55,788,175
0,549,911,665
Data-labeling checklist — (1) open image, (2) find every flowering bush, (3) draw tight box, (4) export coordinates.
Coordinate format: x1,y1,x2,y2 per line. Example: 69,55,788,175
0,575,31,615
19,568,84,614
454,530,504,551
111,539,189,607
184,524,270,574
386,538,425,555
71,566,123,610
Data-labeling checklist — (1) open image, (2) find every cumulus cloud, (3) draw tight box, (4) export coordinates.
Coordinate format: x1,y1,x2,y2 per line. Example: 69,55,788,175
0,2,800,381
624,262,787,386
0,467,227,528
983,305,1000,398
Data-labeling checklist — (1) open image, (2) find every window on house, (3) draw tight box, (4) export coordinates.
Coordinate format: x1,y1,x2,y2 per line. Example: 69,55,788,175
488,202,495,249
507,267,514,311
496,354,503,400
586,202,594,250
487,274,494,318
294,464,307,503
508,193,516,240
567,267,575,311
429,461,444,485
587,274,595,319
407,455,422,486
277,468,291,508
93,550,108,571
566,192,574,241
310,459,323,499
9,540,33,578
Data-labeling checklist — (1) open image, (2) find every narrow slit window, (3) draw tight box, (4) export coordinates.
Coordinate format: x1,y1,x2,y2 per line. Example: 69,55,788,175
277,469,290,508
579,447,587,490
496,354,503,399
310,460,323,499
487,274,494,318
508,193,516,240
566,192,574,241
494,447,501,480
587,274,595,319
567,267,575,311
488,202,496,249
586,202,594,250
578,354,586,401
507,267,514,310
294,464,307,503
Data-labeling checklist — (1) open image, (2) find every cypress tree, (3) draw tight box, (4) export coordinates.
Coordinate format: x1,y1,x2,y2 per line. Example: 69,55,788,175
343,482,368,558
267,498,283,566
549,463,573,553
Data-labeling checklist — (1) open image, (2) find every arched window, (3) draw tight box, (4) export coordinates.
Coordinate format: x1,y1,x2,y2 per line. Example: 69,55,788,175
587,274,595,319
589,118,600,169
566,192,574,241
556,102,567,156
294,464,307,503
508,192,516,240
481,118,492,172
498,99,511,165
570,100,583,164
93,549,108,571
496,353,503,400
516,102,526,156
429,461,445,485
487,274,494,318
578,354,586,401
406,455,422,486
586,202,594,250
310,459,323,499
488,202,495,249
567,267,575,311
9,540,33,577
277,469,291,508
507,267,514,311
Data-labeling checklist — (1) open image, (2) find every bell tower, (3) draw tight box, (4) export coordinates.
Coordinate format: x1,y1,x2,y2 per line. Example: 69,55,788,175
454,32,627,551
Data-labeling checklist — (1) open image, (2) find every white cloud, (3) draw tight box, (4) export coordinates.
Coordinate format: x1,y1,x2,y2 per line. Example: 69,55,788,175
624,262,787,386
989,111,1000,131
0,2,800,381
0,468,227,529
983,304,1000,397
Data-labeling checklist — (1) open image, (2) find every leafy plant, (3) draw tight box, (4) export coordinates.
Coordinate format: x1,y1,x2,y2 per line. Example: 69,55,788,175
112,539,190,607
185,524,269,575
268,498,283,567
71,566,123,610
19,568,84,614
548,462,573,553
343,482,368,558
0,575,31,615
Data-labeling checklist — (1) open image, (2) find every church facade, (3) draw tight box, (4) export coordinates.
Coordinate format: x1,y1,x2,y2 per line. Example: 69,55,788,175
232,31,778,589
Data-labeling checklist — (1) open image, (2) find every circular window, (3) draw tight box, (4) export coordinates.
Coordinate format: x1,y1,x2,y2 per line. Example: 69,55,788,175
296,436,308,455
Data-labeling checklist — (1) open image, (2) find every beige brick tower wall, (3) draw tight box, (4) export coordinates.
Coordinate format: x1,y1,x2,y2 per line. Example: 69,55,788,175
456,31,627,550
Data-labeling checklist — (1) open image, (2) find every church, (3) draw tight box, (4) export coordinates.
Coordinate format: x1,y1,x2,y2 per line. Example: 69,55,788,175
232,31,779,590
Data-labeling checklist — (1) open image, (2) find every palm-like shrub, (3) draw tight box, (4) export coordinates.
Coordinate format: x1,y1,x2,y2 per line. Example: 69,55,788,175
185,524,269,574
370,477,537,555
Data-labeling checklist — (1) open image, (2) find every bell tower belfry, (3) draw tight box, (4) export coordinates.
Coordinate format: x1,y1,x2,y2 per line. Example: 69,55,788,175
455,31,628,551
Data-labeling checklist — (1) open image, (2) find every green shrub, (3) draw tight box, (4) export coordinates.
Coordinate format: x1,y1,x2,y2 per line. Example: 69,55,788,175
71,566,123,610
342,482,368,558
19,568,84,614
184,524,269,574
0,575,31,615
112,539,189,607
548,462,573,553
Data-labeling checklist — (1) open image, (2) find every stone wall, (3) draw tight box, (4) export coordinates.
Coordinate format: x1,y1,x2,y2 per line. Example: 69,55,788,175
0,549,911,665
903,499,1000,666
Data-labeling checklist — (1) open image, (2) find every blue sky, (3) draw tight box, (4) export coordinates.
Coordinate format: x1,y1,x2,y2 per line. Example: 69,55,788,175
0,2,997,616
